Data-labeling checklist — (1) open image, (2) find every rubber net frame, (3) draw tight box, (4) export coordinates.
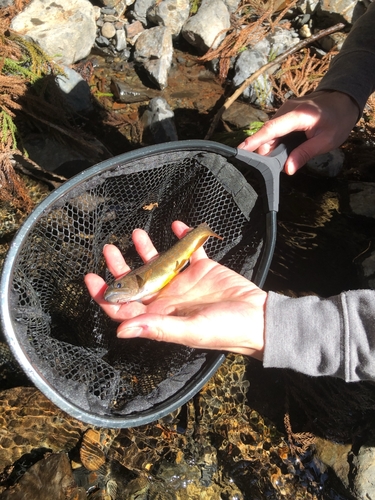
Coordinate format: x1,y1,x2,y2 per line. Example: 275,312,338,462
8,150,266,418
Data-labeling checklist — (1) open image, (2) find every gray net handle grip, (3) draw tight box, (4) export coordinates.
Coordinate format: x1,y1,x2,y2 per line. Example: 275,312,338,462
235,132,306,212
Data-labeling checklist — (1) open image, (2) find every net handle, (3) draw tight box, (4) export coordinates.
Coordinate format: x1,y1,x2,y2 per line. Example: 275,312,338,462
234,132,306,213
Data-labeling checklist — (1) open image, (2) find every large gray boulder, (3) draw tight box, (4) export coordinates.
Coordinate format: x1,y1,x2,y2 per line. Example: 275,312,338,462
147,0,190,38
10,0,96,65
181,0,230,53
134,26,173,89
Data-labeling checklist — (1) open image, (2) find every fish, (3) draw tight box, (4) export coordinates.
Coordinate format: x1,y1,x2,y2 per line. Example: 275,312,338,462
104,222,223,304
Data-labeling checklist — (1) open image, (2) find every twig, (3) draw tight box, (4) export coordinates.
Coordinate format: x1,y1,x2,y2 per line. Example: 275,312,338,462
205,22,345,140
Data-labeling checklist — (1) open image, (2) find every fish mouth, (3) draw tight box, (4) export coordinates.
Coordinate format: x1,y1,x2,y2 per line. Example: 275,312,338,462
104,290,131,304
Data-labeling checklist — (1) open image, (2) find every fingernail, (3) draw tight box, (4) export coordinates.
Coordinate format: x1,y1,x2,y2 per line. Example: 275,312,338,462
117,326,143,338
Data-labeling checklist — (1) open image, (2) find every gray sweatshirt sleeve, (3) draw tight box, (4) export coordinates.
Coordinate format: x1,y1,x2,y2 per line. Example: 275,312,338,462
316,2,375,115
264,290,375,382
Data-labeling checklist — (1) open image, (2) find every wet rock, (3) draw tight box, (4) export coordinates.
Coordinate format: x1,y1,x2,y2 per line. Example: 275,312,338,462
314,437,351,491
181,0,230,53
351,445,375,500
305,148,345,177
222,101,268,129
111,76,159,102
10,0,96,65
56,66,93,113
0,453,86,500
141,97,178,143
349,181,375,218
147,0,190,38
134,26,173,89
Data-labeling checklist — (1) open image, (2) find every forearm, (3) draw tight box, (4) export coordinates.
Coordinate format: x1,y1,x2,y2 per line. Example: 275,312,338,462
317,2,375,116
264,290,375,382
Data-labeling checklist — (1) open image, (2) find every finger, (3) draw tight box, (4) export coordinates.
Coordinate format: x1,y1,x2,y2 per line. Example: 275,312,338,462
84,273,121,316
84,273,149,320
132,228,159,263
103,244,130,277
171,220,210,262
116,313,203,348
239,107,316,153
284,133,332,175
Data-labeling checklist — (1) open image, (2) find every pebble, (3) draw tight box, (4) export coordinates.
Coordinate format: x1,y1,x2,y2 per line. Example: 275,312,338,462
115,29,127,51
101,21,116,39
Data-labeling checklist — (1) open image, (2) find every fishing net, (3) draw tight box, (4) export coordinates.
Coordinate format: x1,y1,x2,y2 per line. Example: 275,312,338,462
2,144,267,426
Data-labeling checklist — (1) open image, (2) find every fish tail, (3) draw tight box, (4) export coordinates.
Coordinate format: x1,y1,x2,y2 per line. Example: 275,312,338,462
198,222,223,241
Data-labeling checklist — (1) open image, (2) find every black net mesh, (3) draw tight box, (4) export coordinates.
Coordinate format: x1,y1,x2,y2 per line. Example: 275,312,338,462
7,149,266,419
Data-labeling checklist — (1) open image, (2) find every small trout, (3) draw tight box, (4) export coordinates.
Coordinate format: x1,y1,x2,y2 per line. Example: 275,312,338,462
104,223,223,304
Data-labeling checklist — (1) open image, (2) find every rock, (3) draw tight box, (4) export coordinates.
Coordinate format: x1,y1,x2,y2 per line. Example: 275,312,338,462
232,27,299,107
349,181,375,218
232,49,273,107
101,21,116,38
147,0,190,38
351,445,375,500
0,453,86,500
125,20,145,41
314,437,352,490
101,0,122,6
305,148,345,177
134,26,173,89
111,77,159,102
319,0,364,24
115,28,127,51
181,0,230,53
222,101,268,129
267,26,299,58
224,0,241,13
10,0,96,65
298,0,320,14
0,0,13,7
141,97,178,143
56,66,93,113
131,0,155,26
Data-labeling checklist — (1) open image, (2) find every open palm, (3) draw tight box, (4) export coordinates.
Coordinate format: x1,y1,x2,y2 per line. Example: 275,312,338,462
85,221,266,358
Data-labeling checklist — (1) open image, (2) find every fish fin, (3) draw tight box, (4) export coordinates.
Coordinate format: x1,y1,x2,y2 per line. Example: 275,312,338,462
174,258,189,273
135,274,145,289
139,268,154,287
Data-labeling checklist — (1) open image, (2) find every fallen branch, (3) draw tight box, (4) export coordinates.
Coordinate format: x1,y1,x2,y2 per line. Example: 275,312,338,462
205,22,345,140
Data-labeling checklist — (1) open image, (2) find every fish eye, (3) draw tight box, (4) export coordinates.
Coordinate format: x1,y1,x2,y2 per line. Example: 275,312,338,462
115,283,122,289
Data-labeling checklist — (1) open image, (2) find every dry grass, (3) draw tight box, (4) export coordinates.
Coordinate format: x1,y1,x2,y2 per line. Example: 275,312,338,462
199,0,299,82
270,48,334,102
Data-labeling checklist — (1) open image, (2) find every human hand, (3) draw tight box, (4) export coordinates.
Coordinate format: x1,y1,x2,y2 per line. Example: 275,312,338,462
239,90,360,175
84,221,267,359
